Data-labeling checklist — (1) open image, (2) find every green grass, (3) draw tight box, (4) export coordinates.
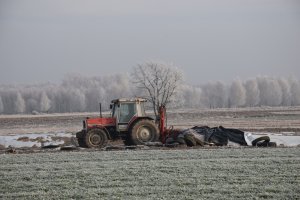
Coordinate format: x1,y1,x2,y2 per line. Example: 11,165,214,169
0,148,299,199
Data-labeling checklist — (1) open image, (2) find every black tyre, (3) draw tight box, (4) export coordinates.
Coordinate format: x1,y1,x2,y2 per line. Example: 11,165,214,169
267,142,277,147
123,136,133,146
184,135,196,147
252,136,270,147
76,131,87,148
129,119,159,145
76,131,83,138
77,137,87,148
84,129,108,148
194,137,205,146
176,137,186,145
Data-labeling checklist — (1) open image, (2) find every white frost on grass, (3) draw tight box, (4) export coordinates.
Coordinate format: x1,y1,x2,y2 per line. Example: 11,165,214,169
0,148,299,199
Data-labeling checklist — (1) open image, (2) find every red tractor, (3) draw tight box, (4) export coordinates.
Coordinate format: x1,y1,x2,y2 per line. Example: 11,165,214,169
76,98,167,148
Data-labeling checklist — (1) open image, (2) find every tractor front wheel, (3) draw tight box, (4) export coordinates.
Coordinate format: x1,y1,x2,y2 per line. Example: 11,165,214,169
84,129,108,148
129,119,159,145
76,131,87,148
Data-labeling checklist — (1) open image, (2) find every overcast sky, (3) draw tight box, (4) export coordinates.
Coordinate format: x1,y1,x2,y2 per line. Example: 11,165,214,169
0,0,299,85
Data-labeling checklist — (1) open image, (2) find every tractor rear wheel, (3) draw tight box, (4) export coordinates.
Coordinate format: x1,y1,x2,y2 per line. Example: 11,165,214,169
84,129,108,148
129,119,159,145
123,137,133,146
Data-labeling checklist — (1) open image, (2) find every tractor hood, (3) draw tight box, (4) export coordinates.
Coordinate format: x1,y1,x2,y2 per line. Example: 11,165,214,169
86,117,116,128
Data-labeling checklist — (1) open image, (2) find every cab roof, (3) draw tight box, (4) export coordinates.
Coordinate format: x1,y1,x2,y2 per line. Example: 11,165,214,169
111,98,147,104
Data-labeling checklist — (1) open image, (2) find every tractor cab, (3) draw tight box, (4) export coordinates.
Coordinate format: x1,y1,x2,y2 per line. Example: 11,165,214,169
110,98,147,132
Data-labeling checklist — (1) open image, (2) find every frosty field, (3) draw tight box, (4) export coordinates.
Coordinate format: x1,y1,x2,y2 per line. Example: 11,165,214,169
0,107,299,199
0,148,299,199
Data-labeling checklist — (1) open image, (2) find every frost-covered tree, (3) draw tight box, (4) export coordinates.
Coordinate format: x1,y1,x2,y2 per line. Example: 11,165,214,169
0,75,299,114
105,74,132,103
229,80,246,107
267,79,283,106
26,98,39,113
171,84,202,109
0,90,15,114
278,78,291,106
53,88,86,113
182,85,202,108
290,78,300,106
244,79,260,107
85,87,106,112
200,81,227,108
256,77,282,106
131,61,183,118
0,96,3,114
40,91,51,112
69,89,86,112
61,73,132,111
199,84,211,108
15,92,25,113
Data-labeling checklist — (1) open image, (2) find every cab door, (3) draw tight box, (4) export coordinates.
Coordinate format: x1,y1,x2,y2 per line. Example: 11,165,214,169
117,103,137,132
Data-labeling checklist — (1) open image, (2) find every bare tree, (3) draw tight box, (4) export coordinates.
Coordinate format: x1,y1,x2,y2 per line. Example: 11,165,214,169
131,61,182,118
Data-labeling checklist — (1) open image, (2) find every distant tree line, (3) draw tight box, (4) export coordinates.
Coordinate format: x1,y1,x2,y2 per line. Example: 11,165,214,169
0,74,299,114
193,77,300,109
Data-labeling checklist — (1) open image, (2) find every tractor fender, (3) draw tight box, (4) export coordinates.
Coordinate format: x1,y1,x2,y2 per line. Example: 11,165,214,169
128,116,155,131
87,126,112,140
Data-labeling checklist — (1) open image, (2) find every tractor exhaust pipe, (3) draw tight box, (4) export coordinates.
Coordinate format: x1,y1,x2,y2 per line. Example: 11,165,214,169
99,103,102,118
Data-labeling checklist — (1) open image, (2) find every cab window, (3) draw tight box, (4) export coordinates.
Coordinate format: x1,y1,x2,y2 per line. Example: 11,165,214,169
119,103,136,123
112,104,117,118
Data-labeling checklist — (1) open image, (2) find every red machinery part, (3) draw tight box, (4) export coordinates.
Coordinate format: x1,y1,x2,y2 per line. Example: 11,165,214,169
86,117,116,128
159,106,166,143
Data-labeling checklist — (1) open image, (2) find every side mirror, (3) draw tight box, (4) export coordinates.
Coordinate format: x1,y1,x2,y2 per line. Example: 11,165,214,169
110,104,113,109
